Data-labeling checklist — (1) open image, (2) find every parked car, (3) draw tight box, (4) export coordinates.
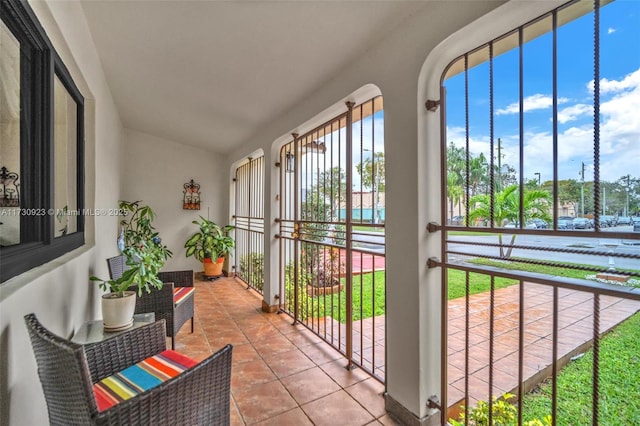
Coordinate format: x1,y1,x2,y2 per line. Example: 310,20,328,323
616,216,632,226
558,219,574,230
530,219,549,229
504,221,537,229
449,215,464,225
572,218,591,229
600,215,614,227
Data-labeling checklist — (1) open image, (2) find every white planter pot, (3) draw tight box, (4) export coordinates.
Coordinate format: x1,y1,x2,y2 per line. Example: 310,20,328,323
101,291,136,331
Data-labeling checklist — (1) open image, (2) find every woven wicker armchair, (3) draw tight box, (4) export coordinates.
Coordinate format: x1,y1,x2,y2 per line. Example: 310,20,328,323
107,255,194,349
24,314,232,426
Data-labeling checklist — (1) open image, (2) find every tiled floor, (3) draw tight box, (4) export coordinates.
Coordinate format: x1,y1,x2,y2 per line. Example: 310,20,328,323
174,277,398,426
176,277,640,425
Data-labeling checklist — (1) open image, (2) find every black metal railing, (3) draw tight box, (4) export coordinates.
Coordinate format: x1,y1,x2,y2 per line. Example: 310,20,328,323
278,96,387,382
234,156,265,294
439,0,640,423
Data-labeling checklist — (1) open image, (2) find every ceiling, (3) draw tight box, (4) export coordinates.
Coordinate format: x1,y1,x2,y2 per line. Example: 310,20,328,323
80,1,430,154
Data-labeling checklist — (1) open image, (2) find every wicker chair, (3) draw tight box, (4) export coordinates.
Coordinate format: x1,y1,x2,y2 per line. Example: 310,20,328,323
107,255,195,349
24,314,232,426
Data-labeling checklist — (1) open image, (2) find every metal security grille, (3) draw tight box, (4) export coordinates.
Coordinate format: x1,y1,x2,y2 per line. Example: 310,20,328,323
278,96,387,381
234,156,265,294
436,0,640,424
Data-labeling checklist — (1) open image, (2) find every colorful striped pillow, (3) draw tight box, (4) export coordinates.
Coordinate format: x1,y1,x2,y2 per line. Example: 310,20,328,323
93,350,198,412
173,287,195,306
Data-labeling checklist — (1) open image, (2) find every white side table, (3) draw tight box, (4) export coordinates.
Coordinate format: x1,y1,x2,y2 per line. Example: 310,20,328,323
72,313,156,344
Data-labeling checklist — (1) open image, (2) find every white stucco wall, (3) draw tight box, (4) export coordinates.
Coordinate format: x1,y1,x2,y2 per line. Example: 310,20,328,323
0,1,124,424
121,128,229,272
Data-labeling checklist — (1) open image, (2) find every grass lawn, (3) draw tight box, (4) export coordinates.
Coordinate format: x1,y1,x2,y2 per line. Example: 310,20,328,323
300,258,639,322
522,312,640,424
448,230,498,236
304,271,385,323
352,225,384,233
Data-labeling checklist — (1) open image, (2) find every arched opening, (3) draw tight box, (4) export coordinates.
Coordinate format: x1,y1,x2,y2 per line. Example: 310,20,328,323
277,96,387,381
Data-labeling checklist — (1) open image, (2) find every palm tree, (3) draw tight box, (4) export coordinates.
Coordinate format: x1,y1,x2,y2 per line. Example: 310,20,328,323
447,172,464,220
468,184,551,258
468,152,489,196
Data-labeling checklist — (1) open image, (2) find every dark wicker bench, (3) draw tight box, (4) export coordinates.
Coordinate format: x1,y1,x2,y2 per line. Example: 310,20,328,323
25,313,232,425
107,255,195,349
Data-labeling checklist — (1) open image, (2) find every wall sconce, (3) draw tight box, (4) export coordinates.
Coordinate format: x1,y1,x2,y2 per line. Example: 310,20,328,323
0,166,20,207
285,151,295,173
183,179,201,210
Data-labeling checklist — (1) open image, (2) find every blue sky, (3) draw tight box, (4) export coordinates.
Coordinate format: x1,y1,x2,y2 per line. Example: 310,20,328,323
444,0,639,184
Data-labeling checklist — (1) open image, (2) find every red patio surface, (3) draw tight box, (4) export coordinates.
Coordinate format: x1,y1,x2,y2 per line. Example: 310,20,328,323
337,249,386,275
447,282,640,410
177,277,639,424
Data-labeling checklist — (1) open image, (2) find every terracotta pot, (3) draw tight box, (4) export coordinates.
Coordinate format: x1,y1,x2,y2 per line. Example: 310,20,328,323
203,257,224,276
101,291,136,330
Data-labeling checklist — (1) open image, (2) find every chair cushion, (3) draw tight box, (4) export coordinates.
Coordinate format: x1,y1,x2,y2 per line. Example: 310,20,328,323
173,287,195,306
93,350,198,412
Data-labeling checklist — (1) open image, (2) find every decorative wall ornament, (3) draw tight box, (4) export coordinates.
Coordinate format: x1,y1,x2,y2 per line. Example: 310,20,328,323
183,179,201,210
0,166,20,207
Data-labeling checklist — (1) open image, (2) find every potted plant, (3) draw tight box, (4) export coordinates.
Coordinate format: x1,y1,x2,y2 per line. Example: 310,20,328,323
90,200,172,330
184,217,234,277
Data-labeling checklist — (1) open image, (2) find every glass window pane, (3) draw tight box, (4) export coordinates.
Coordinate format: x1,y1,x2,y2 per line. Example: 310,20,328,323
0,20,21,247
54,75,78,237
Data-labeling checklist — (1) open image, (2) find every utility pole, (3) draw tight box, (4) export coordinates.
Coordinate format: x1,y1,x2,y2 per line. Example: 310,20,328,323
534,172,541,186
625,174,631,217
580,161,585,217
497,138,502,191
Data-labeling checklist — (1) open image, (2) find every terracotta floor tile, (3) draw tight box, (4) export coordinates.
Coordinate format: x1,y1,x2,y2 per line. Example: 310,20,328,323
281,366,341,405
252,408,313,426
232,343,262,366
253,334,297,358
241,323,283,343
262,347,315,378
231,358,277,391
301,390,374,426
345,378,386,418
319,359,369,388
180,276,639,422
230,397,244,426
233,381,298,424
378,414,404,426
286,327,322,348
299,342,344,365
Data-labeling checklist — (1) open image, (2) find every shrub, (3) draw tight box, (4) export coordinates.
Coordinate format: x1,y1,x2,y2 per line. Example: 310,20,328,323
450,394,551,426
239,252,264,291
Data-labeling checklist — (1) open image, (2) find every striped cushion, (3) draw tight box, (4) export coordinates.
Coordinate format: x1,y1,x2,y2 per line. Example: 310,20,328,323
93,350,198,412
173,287,195,306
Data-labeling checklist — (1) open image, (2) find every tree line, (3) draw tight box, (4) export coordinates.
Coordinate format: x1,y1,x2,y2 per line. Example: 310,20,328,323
447,142,640,218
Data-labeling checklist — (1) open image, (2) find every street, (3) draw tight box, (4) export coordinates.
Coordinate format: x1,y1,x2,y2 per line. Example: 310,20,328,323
447,226,640,271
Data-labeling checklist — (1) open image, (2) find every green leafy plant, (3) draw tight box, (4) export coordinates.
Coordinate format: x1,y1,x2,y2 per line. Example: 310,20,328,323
90,200,172,296
450,393,551,426
184,216,235,262
239,252,264,291
468,185,551,258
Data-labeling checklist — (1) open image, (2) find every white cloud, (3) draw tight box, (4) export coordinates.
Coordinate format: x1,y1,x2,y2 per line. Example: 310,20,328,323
558,104,592,124
607,27,616,35
447,67,640,182
496,94,569,115
587,68,640,94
